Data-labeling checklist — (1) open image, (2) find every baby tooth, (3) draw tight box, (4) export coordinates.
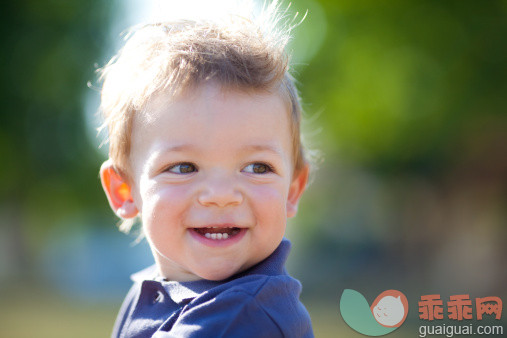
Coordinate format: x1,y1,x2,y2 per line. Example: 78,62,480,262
203,232,230,240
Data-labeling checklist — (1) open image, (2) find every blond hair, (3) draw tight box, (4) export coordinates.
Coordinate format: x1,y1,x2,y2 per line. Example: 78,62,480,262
99,1,308,190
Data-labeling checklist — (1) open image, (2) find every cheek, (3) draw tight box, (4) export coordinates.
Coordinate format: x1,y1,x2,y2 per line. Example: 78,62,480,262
141,184,193,232
248,184,287,221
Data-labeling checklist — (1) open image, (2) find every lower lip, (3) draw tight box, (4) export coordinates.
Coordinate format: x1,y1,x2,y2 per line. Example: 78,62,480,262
189,228,247,247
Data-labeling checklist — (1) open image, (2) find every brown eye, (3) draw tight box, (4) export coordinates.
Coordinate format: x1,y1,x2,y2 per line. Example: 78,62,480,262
168,163,197,174
253,164,267,173
243,163,272,174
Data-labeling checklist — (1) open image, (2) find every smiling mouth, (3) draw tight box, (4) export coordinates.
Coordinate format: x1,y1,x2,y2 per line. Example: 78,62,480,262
192,227,242,240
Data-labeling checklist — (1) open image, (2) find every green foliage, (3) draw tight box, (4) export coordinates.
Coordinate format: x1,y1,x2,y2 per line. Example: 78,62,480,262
0,1,113,226
297,0,507,175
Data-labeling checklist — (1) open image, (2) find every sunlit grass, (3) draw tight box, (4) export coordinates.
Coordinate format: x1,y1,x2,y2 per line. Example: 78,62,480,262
0,285,117,338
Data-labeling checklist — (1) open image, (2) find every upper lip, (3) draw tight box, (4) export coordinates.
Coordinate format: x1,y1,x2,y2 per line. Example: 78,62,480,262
190,224,245,229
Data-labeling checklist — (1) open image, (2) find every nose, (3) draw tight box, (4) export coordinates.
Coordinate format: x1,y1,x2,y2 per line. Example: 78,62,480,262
197,171,243,207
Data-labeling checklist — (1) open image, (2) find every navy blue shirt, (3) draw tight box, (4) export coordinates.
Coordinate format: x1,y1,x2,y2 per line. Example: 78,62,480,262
112,238,314,337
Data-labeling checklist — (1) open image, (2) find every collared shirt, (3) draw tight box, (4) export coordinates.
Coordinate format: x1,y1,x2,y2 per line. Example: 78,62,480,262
112,238,314,337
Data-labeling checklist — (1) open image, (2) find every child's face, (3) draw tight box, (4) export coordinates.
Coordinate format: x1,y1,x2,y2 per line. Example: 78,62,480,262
103,83,308,281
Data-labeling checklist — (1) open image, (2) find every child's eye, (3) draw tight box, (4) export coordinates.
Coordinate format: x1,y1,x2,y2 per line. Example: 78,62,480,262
167,162,197,174
242,163,273,174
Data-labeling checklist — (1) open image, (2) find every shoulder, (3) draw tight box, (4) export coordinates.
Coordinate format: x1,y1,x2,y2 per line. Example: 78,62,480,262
230,275,313,337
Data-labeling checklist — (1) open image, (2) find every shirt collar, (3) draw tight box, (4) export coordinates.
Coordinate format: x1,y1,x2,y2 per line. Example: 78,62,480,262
130,238,291,304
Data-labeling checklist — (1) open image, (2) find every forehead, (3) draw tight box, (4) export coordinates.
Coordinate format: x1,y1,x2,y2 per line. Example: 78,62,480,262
130,83,293,167
142,83,289,126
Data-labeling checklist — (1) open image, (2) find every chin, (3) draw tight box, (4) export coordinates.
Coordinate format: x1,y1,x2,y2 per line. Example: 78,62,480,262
196,272,230,281
196,268,236,281
196,262,250,281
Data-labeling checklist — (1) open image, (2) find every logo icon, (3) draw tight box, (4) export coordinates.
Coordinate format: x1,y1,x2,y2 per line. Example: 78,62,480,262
340,289,409,336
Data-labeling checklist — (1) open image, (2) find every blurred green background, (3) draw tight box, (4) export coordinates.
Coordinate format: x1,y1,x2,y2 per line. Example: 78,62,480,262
1,0,506,337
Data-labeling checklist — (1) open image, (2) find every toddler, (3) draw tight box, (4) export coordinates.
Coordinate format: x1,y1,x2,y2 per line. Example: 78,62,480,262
99,2,314,337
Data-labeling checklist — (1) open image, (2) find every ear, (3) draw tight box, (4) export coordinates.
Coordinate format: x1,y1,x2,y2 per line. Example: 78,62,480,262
100,159,138,219
286,164,310,218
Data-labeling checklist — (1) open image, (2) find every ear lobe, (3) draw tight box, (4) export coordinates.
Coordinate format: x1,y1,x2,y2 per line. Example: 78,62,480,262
100,160,138,219
286,164,310,218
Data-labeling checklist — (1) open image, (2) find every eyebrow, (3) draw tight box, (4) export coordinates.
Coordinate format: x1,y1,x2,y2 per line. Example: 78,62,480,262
158,144,198,153
156,143,283,155
241,144,284,157
145,144,198,168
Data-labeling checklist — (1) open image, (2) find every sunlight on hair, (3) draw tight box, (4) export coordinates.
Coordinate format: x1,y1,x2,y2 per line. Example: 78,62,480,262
131,0,262,23
127,0,307,49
